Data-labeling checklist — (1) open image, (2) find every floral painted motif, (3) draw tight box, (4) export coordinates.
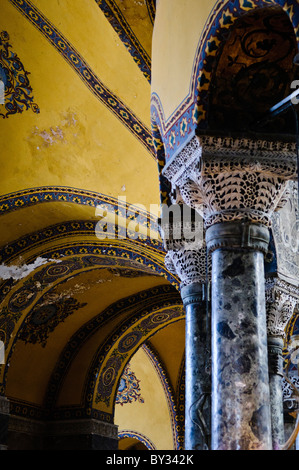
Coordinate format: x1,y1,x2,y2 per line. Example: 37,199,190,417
116,364,144,406
0,31,39,118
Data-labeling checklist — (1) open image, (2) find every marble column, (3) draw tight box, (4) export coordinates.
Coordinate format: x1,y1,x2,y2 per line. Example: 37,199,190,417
206,221,271,449
181,282,211,450
265,278,299,450
162,133,297,450
161,206,211,450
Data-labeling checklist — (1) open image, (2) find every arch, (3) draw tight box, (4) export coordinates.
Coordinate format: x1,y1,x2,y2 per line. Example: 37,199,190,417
151,0,299,164
206,5,298,134
118,432,156,450
22,285,182,417
88,298,184,418
0,248,179,392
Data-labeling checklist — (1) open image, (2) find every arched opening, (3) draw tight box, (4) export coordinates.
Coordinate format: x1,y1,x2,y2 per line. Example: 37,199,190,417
119,436,149,450
206,5,299,136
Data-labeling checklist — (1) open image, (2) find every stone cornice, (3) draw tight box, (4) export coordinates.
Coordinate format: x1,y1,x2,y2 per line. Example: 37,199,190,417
163,134,297,186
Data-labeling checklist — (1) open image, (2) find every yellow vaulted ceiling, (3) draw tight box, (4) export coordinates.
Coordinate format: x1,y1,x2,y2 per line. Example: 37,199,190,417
0,0,185,428
0,0,158,206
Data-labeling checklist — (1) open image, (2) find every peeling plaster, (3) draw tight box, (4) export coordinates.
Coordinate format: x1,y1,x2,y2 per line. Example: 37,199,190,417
0,257,61,280
27,110,79,151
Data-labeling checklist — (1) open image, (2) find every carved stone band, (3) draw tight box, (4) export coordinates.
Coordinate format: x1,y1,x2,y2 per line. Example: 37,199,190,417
205,221,270,254
162,134,297,228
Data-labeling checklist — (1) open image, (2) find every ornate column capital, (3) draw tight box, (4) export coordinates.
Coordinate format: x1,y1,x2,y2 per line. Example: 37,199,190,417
159,203,210,288
162,134,297,228
265,278,299,337
165,245,210,288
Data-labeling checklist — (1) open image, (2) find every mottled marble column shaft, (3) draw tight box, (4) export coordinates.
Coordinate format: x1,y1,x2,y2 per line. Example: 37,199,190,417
267,337,284,450
208,224,272,450
181,283,211,450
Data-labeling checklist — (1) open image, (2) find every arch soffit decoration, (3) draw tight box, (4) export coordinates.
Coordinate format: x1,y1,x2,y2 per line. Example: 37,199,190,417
0,187,180,393
6,285,184,429
150,0,299,166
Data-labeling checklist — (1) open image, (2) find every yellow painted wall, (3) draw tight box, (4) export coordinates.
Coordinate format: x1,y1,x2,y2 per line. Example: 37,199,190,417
0,0,159,207
115,347,176,450
151,0,216,123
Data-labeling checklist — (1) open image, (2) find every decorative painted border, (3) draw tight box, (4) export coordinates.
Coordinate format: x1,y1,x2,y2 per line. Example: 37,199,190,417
92,303,184,414
142,343,181,450
0,185,158,223
48,285,181,421
9,0,155,157
145,0,156,26
118,430,156,450
95,0,151,82
151,0,299,165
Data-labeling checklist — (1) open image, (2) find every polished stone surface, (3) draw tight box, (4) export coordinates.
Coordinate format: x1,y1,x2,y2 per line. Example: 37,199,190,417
211,248,272,450
181,283,211,450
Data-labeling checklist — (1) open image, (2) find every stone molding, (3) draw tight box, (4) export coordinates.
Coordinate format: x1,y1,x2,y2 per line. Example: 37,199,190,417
46,419,118,439
162,134,297,228
8,416,118,440
8,415,45,435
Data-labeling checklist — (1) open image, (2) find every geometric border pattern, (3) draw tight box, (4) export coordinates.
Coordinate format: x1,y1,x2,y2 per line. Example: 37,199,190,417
95,0,152,82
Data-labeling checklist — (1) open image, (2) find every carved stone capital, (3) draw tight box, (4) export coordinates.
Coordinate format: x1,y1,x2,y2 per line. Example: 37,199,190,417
158,203,204,252
162,134,297,228
165,245,210,288
265,278,299,337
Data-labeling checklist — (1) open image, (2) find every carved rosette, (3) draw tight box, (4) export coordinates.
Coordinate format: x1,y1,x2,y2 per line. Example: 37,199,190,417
162,135,297,228
265,279,299,337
